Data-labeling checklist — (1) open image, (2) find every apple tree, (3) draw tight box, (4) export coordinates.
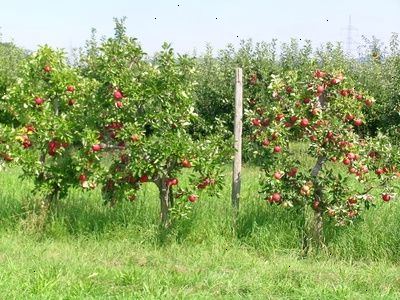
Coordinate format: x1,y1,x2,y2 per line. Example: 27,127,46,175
2,45,97,202
0,39,26,168
247,69,399,252
76,20,229,227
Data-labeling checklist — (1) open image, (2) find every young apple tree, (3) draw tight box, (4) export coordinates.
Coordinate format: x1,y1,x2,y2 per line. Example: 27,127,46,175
2,45,96,202
77,20,229,227
247,69,399,253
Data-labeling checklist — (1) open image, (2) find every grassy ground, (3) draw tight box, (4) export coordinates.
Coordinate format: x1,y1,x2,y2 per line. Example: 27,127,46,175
1,160,400,299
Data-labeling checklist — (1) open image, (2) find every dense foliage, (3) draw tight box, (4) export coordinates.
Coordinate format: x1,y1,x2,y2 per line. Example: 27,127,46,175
0,23,398,234
0,22,229,227
194,36,400,141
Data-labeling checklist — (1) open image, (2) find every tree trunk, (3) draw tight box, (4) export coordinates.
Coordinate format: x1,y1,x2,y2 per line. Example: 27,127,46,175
156,177,172,228
302,92,328,255
303,156,326,255
302,208,324,256
311,207,324,248
302,156,327,255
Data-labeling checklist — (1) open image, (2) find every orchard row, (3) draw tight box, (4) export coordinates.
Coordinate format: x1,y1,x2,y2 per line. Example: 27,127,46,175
0,21,399,248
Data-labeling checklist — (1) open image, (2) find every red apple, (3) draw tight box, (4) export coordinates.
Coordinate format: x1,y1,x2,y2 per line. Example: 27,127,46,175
348,210,357,218
343,158,351,165
262,139,270,147
92,144,101,152
317,85,325,93
66,85,75,92
382,194,391,202
326,131,334,139
35,97,44,105
79,174,87,182
48,140,59,156
197,183,206,189
364,99,373,107
181,159,192,168
261,118,270,127
275,113,285,122
250,74,257,85
188,194,198,202
300,118,309,127
131,134,140,142
345,113,354,121
314,69,326,78
25,124,35,133
139,175,149,183
375,168,384,176
167,178,179,186
113,90,123,100
68,99,76,106
251,118,261,126
43,65,52,73
311,108,321,116
330,78,340,85
312,200,320,210
348,197,357,205
115,101,123,108
288,167,298,177
273,146,282,153
348,167,357,174
22,138,32,148
353,119,363,127
303,98,311,104
273,171,283,180
271,193,281,202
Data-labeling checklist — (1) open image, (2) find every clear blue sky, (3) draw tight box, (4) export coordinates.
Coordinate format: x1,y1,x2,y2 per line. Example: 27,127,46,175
0,0,399,54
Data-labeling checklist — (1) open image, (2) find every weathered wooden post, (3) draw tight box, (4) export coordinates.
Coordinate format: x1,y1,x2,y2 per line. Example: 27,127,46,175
232,68,243,224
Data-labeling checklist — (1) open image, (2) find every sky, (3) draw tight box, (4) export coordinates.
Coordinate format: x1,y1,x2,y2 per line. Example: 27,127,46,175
0,0,399,55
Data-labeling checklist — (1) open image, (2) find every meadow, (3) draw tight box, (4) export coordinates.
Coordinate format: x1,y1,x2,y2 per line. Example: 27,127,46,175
1,160,400,299
0,24,399,299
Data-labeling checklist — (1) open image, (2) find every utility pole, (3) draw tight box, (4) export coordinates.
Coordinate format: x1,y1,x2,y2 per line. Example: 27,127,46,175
344,15,358,56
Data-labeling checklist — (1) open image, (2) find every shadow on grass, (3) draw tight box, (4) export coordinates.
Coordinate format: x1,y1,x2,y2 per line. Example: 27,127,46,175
235,201,306,252
28,188,159,238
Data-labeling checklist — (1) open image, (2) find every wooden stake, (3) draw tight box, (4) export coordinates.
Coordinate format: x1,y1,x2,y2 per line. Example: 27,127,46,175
232,68,243,220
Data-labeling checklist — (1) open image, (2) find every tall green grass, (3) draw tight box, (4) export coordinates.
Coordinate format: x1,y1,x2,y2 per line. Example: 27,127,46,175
1,163,400,298
1,163,399,261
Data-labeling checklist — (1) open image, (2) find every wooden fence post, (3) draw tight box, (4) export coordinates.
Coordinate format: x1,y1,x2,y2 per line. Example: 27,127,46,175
232,68,243,223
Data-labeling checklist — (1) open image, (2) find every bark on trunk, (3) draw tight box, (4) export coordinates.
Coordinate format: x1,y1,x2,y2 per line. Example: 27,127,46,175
302,92,329,255
156,177,172,228
303,156,327,255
